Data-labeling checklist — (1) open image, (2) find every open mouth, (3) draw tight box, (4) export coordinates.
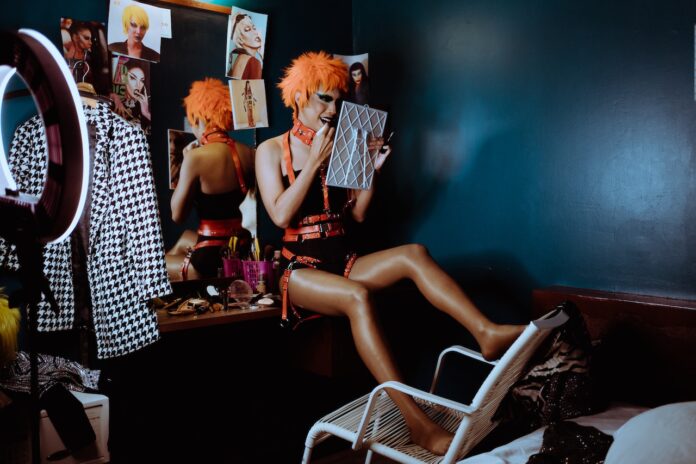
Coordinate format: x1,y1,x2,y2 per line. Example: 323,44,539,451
320,116,336,126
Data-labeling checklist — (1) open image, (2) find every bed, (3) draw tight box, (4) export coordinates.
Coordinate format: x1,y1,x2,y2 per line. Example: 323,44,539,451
460,286,696,464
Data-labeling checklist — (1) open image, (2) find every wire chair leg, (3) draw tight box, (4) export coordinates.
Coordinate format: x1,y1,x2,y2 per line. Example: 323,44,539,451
301,445,314,464
364,449,374,464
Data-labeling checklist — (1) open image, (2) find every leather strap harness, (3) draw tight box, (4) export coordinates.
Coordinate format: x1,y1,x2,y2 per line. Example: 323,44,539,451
280,247,357,330
180,129,247,280
279,126,357,329
200,129,248,195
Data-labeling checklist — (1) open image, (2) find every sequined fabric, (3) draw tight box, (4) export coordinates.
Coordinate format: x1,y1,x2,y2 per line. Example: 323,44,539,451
527,420,613,464
496,301,606,431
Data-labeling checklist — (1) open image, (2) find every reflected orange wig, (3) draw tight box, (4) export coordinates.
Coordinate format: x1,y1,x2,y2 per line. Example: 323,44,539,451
278,51,348,118
183,78,232,131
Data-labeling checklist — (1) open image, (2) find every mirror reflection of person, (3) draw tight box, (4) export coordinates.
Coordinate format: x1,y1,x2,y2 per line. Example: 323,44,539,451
226,13,263,79
112,59,150,132
166,78,255,281
348,61,370,105
109,4,160,62
242,80,257,128
255,51,525,456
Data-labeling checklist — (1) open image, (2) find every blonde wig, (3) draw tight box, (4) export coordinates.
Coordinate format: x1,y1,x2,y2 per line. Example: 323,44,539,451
278,51,348,118
183,78,232,131
122,4,150,34
0,290,20,365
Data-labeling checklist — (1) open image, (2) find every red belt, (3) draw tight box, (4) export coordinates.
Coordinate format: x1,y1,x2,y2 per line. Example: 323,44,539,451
283,221,345,242
299,212,342,226
197,218,242,237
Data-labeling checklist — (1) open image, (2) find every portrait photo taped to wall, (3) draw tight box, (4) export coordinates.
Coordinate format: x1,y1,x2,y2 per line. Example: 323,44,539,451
230,79,268,130
60,18,111,96
226,7,267,80
335,53,370,105
167,129,196,189
107,0,162,63
111,55,151,134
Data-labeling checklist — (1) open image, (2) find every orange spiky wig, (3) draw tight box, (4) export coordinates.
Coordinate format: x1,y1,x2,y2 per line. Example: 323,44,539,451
183,78,232,131
278,51,349,118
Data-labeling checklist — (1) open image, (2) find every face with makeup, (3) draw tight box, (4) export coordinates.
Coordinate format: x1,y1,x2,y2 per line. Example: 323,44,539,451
125,67,146,100
296,87,341,131
127,17,147,44
234,16,262,52
351,68,363,86
72,27,92,52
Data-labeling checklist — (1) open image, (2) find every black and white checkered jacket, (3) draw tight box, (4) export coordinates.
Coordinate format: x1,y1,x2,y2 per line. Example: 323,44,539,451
0,102,171,359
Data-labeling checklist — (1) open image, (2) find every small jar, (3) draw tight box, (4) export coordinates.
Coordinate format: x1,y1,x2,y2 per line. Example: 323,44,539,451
256,273,267,294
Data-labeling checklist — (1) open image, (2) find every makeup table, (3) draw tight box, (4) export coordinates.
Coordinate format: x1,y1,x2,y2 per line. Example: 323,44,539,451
156,304,281,333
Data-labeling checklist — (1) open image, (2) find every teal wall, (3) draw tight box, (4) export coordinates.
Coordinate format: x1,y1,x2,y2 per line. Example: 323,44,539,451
352,0,696,301
3,0,696,305
0,0,353,250
148,0,353,247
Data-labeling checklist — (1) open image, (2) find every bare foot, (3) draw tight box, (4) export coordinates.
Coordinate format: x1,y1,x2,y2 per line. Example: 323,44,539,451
409,420,454,456
480,324,526,360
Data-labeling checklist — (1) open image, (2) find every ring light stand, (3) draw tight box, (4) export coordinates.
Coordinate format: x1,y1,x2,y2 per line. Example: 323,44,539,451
0,29,89,463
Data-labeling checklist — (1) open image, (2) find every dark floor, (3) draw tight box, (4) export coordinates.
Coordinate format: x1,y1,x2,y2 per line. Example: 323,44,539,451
17,282,524,463
99,320,379,464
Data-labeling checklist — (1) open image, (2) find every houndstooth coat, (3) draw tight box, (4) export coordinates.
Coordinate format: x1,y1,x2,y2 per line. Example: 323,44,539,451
0,102,171,359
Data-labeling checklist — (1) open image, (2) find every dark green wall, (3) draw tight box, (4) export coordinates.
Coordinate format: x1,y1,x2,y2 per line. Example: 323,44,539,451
0,0,353,251
3,0,696,304
150,1,353,247
352,0,696,301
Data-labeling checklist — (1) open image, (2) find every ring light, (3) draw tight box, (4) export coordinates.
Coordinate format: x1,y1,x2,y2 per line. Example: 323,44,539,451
0,28,89,245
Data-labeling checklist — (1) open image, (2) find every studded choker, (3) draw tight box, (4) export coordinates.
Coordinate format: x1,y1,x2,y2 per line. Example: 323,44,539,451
291,119,316,145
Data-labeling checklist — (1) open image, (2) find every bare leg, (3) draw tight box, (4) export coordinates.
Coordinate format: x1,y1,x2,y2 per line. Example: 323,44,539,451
349,244,524,361
288,269,453,455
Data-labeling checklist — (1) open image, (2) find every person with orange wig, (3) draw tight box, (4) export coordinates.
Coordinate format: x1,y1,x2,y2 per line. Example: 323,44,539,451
166,78,254,280
255,51,525,455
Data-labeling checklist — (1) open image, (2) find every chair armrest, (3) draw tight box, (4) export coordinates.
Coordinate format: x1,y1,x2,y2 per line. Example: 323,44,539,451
429,345,497,393
353,380,473,449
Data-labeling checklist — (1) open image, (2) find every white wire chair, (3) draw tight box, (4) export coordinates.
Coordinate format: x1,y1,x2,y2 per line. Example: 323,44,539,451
302,308,569,464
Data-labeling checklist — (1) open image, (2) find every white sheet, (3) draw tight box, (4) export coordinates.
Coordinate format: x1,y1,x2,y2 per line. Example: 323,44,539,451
459,404,648,464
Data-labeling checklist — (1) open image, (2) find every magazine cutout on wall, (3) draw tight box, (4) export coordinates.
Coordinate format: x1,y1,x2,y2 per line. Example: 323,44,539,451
326,101,387,190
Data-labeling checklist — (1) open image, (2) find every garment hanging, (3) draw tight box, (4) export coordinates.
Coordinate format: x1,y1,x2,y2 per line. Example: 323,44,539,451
0,102,171,358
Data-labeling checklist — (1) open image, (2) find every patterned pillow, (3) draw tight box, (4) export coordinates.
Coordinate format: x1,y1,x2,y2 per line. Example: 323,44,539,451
495,301,607,431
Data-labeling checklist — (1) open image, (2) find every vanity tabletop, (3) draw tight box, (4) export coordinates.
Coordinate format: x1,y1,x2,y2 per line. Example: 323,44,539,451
157,304,281,333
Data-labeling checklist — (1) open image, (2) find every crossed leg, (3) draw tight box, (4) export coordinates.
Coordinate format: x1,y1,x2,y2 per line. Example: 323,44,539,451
287,243,524,455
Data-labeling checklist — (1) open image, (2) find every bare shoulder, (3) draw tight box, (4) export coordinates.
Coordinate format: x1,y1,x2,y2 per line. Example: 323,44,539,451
187,143,221,165
256,134,284,164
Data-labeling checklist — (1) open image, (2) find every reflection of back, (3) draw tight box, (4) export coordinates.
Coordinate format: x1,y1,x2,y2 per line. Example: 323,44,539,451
165,78,254,281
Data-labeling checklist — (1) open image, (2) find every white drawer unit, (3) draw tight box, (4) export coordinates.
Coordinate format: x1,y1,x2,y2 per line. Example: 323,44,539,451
38,391,110,464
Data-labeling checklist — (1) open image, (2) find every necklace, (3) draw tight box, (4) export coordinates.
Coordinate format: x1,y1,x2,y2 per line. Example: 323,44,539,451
291,119,316,145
